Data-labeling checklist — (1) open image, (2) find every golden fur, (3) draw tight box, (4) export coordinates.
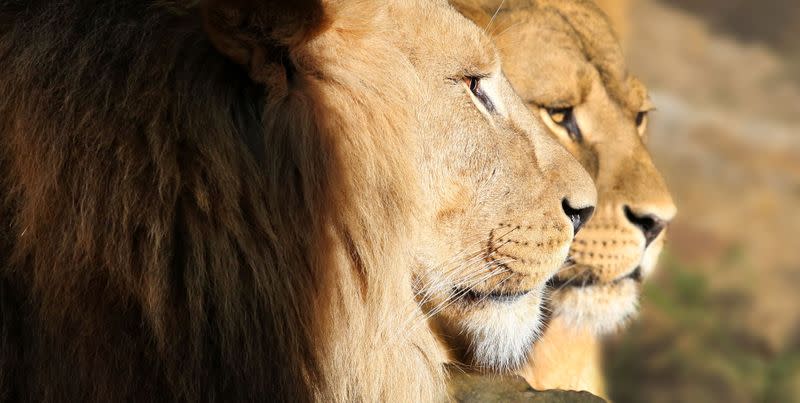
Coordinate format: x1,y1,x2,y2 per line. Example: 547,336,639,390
594,0,631,45
0,0,596,401
453,0,676,396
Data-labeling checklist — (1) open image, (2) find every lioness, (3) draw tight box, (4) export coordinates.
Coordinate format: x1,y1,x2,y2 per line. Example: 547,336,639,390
0,0,595,400
453,0,677,395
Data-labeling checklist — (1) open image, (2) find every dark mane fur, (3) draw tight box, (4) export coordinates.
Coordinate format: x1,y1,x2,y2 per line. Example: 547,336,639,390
0,1,322,401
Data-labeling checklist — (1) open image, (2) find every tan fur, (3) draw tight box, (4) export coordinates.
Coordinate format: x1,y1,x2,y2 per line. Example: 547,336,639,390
520,317,605,395
0,0,596,401
593,0,630,45
452,0,676,396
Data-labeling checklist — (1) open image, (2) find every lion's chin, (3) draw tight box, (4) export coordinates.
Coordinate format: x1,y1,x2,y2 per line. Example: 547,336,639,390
551,277,641,335
436,287,546,372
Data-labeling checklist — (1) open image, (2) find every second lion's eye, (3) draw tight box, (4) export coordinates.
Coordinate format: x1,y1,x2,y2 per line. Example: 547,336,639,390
546,107,582,142
463,76,496,113
635,111,647,126
635,110,649,135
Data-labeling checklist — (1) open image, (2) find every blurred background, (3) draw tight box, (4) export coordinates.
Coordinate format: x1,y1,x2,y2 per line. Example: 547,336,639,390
593,0,800,402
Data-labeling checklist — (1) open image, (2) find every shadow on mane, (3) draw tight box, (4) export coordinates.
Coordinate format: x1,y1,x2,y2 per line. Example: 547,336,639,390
0,0,443,401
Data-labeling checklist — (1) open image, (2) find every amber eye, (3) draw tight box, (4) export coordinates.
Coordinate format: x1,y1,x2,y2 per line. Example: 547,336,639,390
463,76,496,113
546,107,582,142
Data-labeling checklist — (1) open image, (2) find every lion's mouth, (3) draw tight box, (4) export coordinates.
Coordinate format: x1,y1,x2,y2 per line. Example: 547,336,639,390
453,287,532,304
546,266,642,290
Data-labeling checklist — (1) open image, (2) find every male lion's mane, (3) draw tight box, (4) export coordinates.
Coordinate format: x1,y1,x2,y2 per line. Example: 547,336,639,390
0,1,442,401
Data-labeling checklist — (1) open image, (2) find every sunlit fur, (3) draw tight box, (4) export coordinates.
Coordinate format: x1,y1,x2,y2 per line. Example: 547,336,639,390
460,287,547,370
453,0,676,396
0,0,596,401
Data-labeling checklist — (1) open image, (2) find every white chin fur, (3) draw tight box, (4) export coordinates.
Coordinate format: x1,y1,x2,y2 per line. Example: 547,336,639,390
553,280,640,335
459,288,544,371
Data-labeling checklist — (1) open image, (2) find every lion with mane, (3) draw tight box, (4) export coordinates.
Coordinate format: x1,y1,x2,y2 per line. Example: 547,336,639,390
0,0,596,401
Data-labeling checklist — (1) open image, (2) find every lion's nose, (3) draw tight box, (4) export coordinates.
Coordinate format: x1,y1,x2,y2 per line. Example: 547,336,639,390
624,205,667,246
562,199,594,236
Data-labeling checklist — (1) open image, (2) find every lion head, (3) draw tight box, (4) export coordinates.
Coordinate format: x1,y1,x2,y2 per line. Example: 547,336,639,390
450,0,676,394
456,0,676,337
0,0,595,401
381,1,597,373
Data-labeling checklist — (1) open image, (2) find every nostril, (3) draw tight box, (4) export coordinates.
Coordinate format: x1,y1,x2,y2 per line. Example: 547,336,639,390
623,205,666,246
562,199,594,236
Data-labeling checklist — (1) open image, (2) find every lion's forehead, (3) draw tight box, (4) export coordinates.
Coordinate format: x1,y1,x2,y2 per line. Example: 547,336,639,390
489,3,648,114
389,2,499,76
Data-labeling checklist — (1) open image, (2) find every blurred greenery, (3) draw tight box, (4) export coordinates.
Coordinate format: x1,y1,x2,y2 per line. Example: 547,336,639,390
605,250,800,403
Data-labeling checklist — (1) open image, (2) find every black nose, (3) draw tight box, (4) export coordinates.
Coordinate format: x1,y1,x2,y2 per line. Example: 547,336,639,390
562,199,594,235
624,205,666,246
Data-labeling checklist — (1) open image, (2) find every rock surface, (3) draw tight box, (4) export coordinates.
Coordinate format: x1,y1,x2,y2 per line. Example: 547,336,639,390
448,372,606,403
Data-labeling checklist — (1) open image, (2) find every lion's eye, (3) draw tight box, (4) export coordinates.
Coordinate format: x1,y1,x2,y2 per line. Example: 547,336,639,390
467,76,479,93
463,76,496,113
546,107,582,142
635,111,648,135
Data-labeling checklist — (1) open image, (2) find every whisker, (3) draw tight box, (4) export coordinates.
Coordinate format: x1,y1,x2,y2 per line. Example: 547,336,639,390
492,20,525,41
398,255,497,338
414,226,519,298
422,265,512,321
415,225,516,284
469,271,516,307
553,266,594,293
392,269,506,344
484,0,507,34
389,256,516,348
391,226,524,345
413,233,522,321
417,257,517,324
415,249,488,301
414,252,479,299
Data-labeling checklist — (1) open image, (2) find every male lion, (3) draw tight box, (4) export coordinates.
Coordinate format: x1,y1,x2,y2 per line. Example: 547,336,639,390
0,0,595,401
453,0,676,396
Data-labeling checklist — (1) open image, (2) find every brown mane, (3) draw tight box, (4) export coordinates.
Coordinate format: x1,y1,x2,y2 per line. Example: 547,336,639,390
0,1,442,401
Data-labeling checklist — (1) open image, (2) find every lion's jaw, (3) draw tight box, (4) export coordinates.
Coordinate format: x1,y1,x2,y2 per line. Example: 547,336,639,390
551,213,669,335
424,280,549,371
413,213,578,370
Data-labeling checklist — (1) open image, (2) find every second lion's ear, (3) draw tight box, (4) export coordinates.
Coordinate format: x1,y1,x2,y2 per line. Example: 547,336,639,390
202,0,325,83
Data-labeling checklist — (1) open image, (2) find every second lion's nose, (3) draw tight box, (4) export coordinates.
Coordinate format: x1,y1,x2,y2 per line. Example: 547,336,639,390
624,205,667,246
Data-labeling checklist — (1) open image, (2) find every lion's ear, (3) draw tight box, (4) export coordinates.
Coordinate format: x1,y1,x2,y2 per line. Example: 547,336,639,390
202,0,325,82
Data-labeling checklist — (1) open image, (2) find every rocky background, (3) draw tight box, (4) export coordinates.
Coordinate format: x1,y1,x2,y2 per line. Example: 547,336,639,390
605,0,800,402
450,1,799,401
